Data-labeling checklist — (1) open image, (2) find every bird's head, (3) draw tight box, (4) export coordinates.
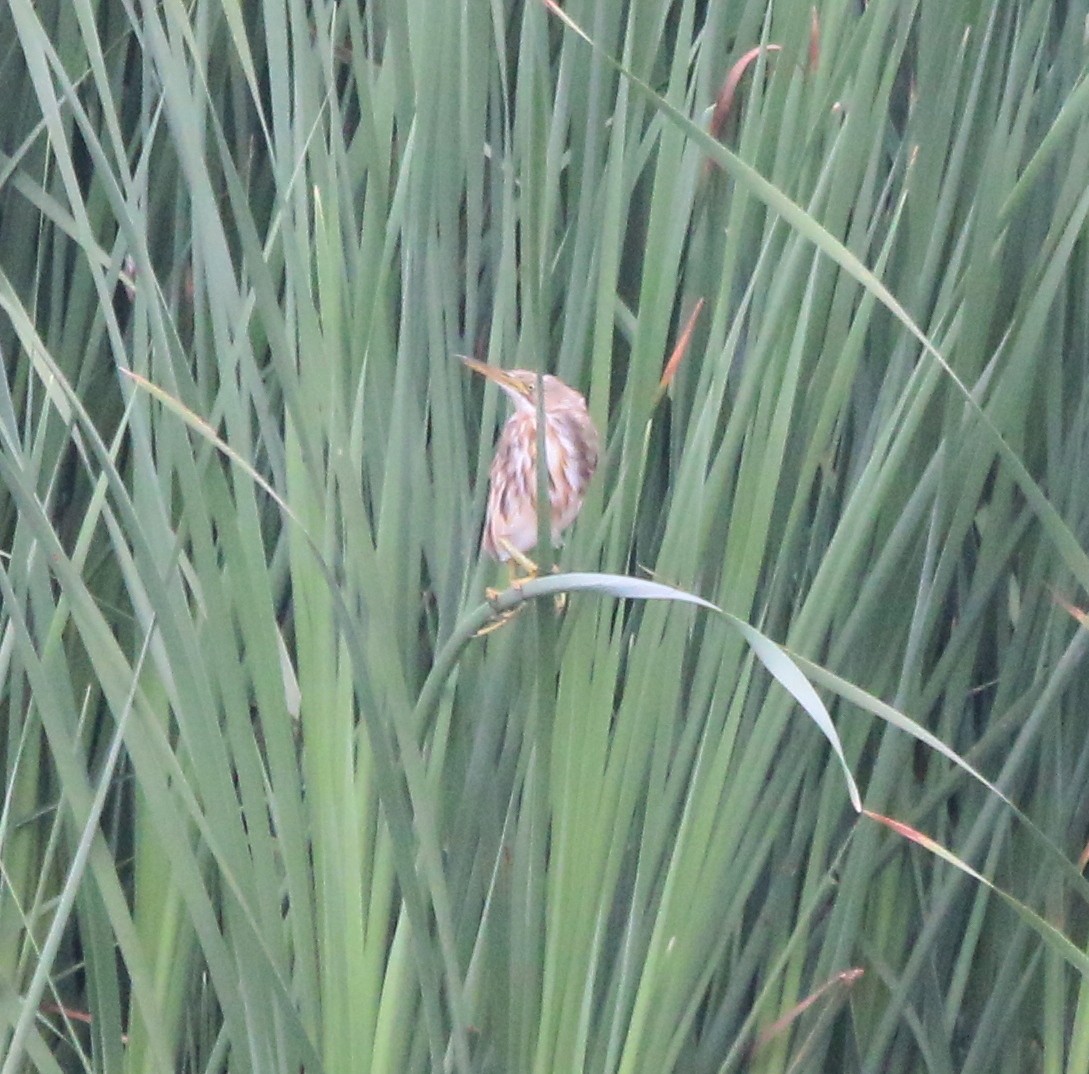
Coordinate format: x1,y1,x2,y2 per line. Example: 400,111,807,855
460,355,578,416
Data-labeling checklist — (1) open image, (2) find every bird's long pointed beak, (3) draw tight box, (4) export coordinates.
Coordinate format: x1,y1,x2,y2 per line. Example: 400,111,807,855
460,355,530,398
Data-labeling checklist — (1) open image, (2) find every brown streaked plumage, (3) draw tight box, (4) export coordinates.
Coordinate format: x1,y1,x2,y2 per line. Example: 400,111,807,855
462,356,599,568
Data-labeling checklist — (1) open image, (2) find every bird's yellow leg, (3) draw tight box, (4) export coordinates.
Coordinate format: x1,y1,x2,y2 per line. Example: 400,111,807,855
475,607,519,636
475,544,560,637
476,553,532,636
499,540,568,615
476,580,526,636
498,540,540,586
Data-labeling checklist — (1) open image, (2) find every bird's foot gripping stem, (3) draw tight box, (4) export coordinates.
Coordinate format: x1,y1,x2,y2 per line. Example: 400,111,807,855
474,543,567,637
499,540,540,587
477,584,524,636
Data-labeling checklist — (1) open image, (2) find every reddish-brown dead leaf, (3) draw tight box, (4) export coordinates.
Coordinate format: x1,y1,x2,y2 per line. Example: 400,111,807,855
658,297,705,395
1050,586,1089,628
753,967,864,1051
865,809,952,858
40,1003,94,1026
709,45,784,146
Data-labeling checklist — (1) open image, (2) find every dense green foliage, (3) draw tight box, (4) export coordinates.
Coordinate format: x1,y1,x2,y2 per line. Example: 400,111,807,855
3,1,1089,1071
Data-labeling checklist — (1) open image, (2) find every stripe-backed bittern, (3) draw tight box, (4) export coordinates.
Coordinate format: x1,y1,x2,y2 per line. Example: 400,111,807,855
463,356,599,577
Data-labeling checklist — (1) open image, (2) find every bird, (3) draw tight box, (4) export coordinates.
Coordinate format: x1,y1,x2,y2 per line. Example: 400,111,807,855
462,355,599,579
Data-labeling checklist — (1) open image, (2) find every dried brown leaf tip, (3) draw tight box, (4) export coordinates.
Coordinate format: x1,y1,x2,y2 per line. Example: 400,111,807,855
657,297,705,398
708,45,784,148
753,967,864,1052
1051,587,1089,628
809,7,821,74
